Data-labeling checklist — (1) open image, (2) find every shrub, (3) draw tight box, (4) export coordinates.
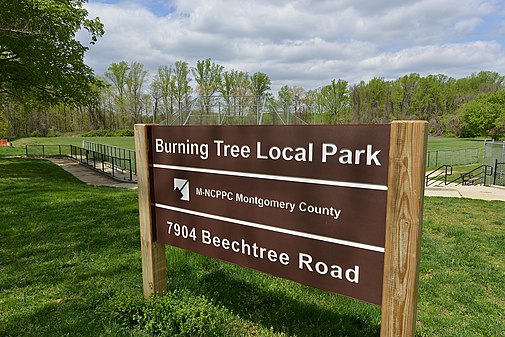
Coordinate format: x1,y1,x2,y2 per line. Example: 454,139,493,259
81,129,134,137
111,290,240,337
81,129,113,137
113,129,134,137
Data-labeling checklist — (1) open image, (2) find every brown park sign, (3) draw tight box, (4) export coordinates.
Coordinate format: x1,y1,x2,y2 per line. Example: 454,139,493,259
135,122,428,336
150,124,390,305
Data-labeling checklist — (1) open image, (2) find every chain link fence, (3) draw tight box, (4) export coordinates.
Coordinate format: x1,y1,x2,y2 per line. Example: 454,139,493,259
483,140,505,186
425,148,481,169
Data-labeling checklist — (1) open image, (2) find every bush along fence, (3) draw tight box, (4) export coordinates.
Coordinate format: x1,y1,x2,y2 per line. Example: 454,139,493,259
25,144,136,182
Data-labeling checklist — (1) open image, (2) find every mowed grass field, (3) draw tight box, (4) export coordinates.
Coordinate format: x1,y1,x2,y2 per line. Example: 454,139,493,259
0,155,504,336
1,135,489,154
11,136,135,152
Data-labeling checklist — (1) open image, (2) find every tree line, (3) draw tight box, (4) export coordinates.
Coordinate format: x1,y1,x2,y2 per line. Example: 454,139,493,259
2,59,505,139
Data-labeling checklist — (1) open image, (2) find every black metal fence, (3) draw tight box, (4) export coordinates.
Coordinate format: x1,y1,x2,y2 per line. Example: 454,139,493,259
25,144,71,157
82,140,136,175
494,160,504,186
69,145,134,181
25,144,135,182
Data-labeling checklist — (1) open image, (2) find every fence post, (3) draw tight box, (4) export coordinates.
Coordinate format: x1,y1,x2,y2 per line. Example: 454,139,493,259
129,158,133,181
495,159,498,185
482,140,488,165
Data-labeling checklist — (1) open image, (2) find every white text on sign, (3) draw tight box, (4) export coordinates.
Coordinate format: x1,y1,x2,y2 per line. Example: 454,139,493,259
155,138,382,166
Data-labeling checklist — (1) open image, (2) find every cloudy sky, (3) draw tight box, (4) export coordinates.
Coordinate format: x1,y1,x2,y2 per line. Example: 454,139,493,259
82,0,505,91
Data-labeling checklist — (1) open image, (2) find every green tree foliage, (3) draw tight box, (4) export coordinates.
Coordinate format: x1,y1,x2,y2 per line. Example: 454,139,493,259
316,79,350,123
172,61,192,124
458,90,505,138
104,61,148,126
192,58,223,115
278,85,293,123
0,0,103,103
154,65,176,122
104,61,129,123
3,45,505,137
250,72,271,116
125,61,148,122
231,70,250,116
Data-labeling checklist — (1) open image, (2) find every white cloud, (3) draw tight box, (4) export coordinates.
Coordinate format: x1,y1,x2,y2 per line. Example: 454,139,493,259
359,41,505,79
84,0,505,91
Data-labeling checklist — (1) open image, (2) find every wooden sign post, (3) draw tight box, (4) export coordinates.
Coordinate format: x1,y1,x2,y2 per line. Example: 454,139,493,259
135,121,427,336
135,124,167,297
381,121,427,336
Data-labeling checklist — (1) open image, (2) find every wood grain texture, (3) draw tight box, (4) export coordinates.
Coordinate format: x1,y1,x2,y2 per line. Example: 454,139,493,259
381,121,428,337
135,124,167,298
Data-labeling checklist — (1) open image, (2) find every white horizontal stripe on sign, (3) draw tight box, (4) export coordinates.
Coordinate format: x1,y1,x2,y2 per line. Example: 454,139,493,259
152,164,388,191
155,203,385,253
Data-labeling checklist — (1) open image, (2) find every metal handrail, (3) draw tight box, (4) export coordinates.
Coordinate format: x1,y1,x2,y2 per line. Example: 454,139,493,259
69,145,134,181
25,144,135,182
446,165,493,186
82,140,136,175
425,165,453,186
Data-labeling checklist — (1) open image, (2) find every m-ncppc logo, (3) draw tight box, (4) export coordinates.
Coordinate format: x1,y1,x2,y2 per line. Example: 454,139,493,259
173,178,190,201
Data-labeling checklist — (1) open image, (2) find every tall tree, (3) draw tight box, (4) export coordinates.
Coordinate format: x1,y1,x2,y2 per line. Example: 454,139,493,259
391,73,420,118
250,72,271,117
105,61,129,127
172,61,192,125
320,79,350,122
0,0,103,103
278,85,293,124
306,88,325,124
150,79,162,124
217,71,235,117
231,70,250,116
192,58,223,115
155,65,175,123
125,61,148,124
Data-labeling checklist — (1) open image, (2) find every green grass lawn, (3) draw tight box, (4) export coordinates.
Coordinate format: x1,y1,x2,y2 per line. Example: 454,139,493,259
11,136,135,150
0,136,134,157
0,158,504,336
426,137,486,151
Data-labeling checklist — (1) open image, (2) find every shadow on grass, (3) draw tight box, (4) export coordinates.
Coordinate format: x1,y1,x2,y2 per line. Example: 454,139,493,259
170,258,381,337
